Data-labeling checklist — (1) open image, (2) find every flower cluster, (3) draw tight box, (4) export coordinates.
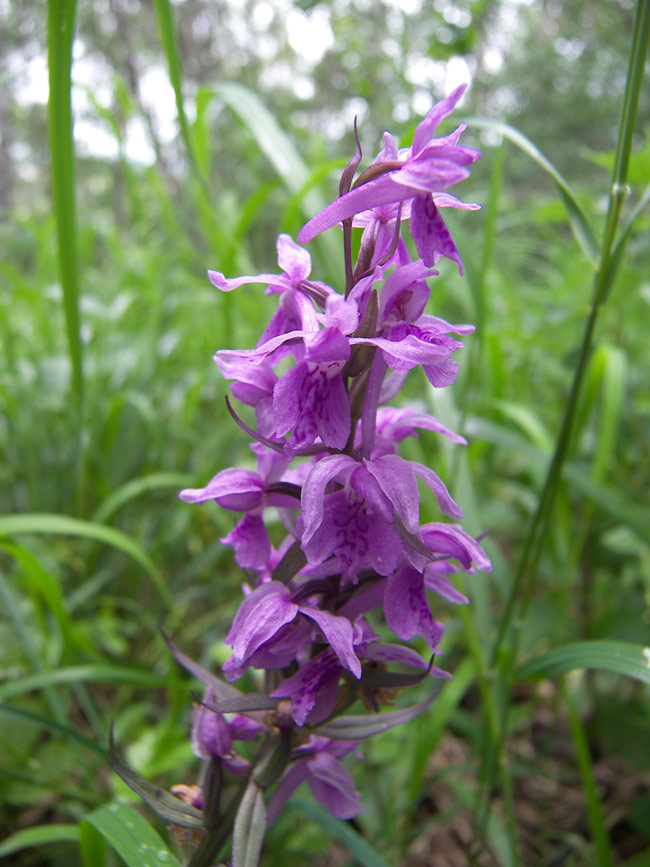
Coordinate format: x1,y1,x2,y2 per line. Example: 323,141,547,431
176,85,489,838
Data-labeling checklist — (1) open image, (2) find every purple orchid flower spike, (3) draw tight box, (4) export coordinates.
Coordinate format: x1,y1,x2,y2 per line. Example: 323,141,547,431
298,85,480,273
169,90,488,845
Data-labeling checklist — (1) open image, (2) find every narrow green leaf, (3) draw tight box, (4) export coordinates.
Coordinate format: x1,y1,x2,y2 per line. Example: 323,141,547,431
160,629,245,702
291,798,391,867
213,82,342,277
48,0,82,407
109,725,205,829
563,683,613,867
0,664,166,701
517,641,650,686
491,400,553,454
80,821,107,867
82,802,182,867
91,472,192,524
590,345,627,483
152,0,200,179
0,824,80,857
605,183,650,303
0,512,173,611
0,539,77,656
233,779,266,867
0,703,107,755
465,117,599,264
407,657,476,804
444,776,516,867
313,694,434,740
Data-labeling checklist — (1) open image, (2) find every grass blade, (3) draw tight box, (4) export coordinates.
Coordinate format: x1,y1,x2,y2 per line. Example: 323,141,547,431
91,472,192,524
0,664,167,701
82,802,182,867
563,683,613,867
47,0,84,511
152,0,200,180
291,798,391,867
466,117,599,264
0,512,173,612
0,703,107,755
517,640,650,686
0,825,80,858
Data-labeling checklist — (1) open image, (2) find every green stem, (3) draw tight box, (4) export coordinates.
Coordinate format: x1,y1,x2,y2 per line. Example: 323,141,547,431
48,0,84,515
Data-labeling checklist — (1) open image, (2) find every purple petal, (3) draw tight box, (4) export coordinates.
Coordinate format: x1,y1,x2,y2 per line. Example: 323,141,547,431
349,465,394,524
353,333,454,371
423,355,460,388
432,192,481,211
276,234,312,282
420,522,491,571
216,329,308,368
225,582,298,667
270,649,342,726
365,643,428,669
410,194,463,272
273,362,351,451
192,688,233,760
385,565,445,650
298,175,412,243
179,467,264,510
307,751,364,819
375,407,467,447
300,455,356,544
378,260,434,325
266,762,310,827
411,84,467,156
410,460,464,519
364,455,420,533
320,294,359,335
424,569,469,604
222,513,271,569
208,270,286,292
299,607,362,678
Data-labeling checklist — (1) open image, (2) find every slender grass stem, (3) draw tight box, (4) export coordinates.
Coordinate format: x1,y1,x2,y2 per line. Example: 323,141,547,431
47,0,84,515
492,0,650,667
477,0,650,855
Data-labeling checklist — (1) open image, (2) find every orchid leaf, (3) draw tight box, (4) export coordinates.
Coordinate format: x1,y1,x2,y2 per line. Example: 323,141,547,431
233,779,267,867
159,628,244,702
109,725,205,829
192,691,279,713
313,694,435,740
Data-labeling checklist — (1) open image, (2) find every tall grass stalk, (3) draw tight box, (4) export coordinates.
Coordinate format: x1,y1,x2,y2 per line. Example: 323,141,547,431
480,0,650,850
47,0,83,513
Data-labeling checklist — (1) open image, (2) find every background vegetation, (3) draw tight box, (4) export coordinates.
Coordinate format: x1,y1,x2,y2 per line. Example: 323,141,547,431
1,0,649,864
